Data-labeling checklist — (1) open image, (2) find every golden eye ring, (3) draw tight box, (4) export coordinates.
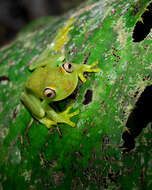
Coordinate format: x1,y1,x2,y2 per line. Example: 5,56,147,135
44,87,56,98
62,62,73,73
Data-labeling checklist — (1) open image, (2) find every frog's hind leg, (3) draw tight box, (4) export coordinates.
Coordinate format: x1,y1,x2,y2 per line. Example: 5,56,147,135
46,104,79,128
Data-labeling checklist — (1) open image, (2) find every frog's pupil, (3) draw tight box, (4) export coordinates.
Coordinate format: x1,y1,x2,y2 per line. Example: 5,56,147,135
47,92,52,97
68,64,72,69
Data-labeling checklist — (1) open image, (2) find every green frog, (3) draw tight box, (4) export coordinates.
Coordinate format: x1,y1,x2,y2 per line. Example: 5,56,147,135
20,18,100,128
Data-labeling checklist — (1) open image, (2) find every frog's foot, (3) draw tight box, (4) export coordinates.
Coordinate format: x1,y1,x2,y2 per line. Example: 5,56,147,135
39,117,57,129
59,105,79,127
78,61,100,83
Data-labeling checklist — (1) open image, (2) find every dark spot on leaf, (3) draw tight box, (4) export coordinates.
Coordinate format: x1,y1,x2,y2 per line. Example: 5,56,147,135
113,63,118,67
144,44,149,50
74,151,83,158
101,135,110,152
108,172,117,183
132,6,140,16
12,107,18,118
112,52,120,59
83,52,91,64
83,89,93,105
56,126,62,138
133,2,152,42
121,85,152,153
68,46,78,55
82,128,89,135
112,46,118,51
143,74,151,81
0,75,10,82
133,89,140,98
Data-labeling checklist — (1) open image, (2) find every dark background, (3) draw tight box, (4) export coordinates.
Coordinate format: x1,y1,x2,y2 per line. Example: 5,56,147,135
0,0,85,47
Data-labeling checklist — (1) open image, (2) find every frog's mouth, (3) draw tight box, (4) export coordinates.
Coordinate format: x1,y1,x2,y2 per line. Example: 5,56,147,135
48,84,81,112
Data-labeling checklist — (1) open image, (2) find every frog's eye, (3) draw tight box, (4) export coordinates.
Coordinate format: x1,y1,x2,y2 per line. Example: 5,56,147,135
62,62,73,73
44,88,56,98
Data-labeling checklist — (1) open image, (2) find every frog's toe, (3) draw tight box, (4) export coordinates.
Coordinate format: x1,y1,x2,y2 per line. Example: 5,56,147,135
68,121,76,127
95,68,100,72
67,110,79,127
87,68,100,73
64,105,73,113
39,117,57,128
78,73,87,83
65,105,79,114
69,109,79,117
82,61,100,74
90,61,99,67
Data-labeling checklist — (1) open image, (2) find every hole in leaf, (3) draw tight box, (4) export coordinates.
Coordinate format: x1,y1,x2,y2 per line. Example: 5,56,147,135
83,89,93,105
0,75,10,82
132,2,152,42
121,85,152,152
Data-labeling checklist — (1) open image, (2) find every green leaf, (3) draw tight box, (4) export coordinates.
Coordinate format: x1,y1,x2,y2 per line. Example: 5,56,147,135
0,0,152,189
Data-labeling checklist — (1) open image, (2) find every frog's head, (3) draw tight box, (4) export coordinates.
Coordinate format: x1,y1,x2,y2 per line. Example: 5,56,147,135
44,62,78,102
26,54,79,103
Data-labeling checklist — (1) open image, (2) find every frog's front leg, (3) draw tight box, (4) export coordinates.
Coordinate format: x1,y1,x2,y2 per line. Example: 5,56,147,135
74,61,100,83
20,92,57,128
44,103,79,128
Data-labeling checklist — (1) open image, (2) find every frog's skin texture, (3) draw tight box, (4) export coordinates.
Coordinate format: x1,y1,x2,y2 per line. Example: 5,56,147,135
21,54,100,128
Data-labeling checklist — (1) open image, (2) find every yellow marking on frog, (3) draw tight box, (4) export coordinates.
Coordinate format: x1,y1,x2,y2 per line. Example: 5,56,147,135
46,86,56,91
52,17,75,52
60,65,67,74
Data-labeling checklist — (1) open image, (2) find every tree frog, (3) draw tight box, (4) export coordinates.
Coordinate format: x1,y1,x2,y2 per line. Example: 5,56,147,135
21,53,100,128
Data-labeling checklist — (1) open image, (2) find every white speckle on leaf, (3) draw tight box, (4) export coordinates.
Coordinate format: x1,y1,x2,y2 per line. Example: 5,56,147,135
77,119,85,128
48,42,55,49
9,82,13,88
20,66,25,72
21,170,32,182
0,183,3,190
114,17,129,48
0,127,9,143
10,146,21,164
95,70,103,78
1,80,8,85
98,129,103,134
145,62,152,70
108,72,117,85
